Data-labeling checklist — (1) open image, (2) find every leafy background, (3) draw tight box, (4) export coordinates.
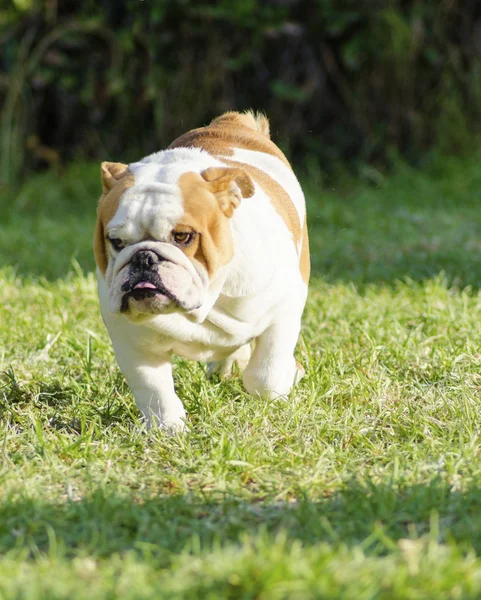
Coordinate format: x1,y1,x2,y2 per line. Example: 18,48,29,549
2,0,481,185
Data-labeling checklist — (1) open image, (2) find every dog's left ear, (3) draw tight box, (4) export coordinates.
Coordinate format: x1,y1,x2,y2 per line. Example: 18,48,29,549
101,162,129,194
201,167,254,217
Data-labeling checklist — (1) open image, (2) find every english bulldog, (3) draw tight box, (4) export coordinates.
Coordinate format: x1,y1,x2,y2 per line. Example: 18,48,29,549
94,111,310,430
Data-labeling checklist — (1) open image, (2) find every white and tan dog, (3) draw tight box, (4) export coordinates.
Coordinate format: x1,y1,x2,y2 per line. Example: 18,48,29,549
94,111,310,430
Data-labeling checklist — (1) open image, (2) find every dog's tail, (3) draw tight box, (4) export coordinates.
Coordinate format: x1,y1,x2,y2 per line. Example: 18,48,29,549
210,110,270,138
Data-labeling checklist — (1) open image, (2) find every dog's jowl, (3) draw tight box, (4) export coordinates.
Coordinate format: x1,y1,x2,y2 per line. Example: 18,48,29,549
93,111,310,430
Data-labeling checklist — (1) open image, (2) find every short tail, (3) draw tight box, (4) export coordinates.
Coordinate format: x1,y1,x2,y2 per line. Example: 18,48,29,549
210,110,270,138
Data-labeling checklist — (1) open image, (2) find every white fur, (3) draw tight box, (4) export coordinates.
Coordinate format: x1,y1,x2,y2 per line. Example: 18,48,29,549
231,148,306,226
98,145,308,430
108,183,183,243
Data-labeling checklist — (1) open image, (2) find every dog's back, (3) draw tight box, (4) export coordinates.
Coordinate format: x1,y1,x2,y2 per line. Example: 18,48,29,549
169,111,310,284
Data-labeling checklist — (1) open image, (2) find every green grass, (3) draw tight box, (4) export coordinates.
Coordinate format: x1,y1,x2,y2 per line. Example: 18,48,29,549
2,154,481,598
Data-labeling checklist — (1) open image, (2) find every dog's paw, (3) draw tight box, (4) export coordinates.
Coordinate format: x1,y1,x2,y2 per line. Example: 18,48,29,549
206,359,236,379
161,417,189,434
206,344,251,380
142,411,188,434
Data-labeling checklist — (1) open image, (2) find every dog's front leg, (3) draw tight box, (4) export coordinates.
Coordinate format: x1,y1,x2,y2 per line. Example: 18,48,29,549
111,341,186,431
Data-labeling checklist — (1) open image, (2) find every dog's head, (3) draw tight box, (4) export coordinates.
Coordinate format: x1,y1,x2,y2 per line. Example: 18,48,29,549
94,160,254,319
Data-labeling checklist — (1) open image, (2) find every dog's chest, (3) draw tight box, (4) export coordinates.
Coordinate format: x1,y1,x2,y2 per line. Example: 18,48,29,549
147,295,271,361
158,319,251,362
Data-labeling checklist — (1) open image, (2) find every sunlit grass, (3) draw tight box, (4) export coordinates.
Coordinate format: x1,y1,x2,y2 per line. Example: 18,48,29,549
2,155,481,598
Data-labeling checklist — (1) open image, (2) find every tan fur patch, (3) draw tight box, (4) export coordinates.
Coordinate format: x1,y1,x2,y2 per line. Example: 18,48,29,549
210,111,270,138
93,170,135,274
299,218,310,284
177,172,236,277
168,112,291,169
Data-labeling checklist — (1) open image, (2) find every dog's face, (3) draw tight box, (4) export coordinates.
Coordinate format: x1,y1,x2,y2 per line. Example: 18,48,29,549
94,161,254,319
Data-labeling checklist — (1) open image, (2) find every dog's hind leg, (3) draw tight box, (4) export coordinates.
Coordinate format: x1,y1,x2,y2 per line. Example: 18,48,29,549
242,317,304,399
206,343,252,379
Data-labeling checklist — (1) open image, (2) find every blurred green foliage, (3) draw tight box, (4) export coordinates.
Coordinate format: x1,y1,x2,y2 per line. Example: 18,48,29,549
1,0,481,184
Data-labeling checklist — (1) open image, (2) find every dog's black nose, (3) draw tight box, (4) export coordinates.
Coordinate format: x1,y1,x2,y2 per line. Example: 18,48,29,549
131,250,160,269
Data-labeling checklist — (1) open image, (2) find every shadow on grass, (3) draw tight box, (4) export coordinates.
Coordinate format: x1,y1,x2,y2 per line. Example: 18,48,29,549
1,479,480,560
0,370,132,432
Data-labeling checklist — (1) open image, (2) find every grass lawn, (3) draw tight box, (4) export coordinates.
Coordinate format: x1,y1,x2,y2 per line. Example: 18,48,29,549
2,155,481,598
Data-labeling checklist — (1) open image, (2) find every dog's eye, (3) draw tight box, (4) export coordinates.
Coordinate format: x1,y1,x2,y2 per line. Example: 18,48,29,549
173,231,194,245
108,237,124,251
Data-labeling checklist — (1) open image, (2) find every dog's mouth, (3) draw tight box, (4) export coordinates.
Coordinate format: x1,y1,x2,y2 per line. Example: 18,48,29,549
120,275,177,312
129,280,165,300
120,272,184,312
115,248,202,315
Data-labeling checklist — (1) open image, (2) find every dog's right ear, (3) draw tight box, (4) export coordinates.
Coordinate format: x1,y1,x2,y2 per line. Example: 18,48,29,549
101,162,129,194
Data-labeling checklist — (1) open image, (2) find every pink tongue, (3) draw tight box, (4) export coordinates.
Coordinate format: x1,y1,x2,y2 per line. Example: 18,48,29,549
133,281,157,290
